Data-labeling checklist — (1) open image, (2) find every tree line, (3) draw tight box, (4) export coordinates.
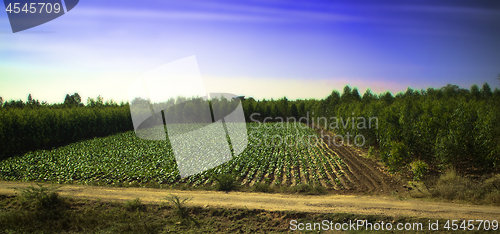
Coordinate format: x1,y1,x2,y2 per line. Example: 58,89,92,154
2,83,500,174
241,83,500,173
0,93,132,159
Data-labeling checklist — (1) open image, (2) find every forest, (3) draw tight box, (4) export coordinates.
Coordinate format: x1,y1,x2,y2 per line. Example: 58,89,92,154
1,83,499,175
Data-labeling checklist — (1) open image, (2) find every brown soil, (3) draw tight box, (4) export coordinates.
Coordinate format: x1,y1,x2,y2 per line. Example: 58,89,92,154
310,127,404,194
226,125,404,195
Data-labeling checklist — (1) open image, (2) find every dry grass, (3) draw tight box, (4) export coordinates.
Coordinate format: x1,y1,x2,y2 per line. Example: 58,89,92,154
417,169,500,205
1,190,433,233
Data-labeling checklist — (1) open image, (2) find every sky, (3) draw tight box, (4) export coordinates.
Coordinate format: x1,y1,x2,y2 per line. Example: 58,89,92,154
1,0,500,104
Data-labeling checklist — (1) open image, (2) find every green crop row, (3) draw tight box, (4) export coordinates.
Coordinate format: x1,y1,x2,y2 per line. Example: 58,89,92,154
0,123,343,187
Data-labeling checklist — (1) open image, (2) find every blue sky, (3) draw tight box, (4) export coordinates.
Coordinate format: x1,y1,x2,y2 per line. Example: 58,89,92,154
1,0,500,103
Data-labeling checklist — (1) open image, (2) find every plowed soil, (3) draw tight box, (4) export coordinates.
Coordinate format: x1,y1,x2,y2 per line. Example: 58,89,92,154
314,127,404,194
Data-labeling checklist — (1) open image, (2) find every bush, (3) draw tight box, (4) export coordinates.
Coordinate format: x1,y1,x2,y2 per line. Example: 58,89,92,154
410,160,428,181
367,146,375,158
383,141,408,172
18,184,65,211
214,174,238,192
427,170,500,205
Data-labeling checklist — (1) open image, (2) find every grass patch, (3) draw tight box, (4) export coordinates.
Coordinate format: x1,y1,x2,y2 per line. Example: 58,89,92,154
124,198,146,212
0,192,444,233
274,183,328,195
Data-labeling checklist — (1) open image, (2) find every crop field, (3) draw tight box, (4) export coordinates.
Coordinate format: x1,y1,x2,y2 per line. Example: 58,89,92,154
0,123,391,192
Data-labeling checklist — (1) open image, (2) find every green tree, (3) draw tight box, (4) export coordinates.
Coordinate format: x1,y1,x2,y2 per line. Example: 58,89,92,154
64,93,82,106
441,84,461,98
64,94,74,105
494,88,500,99
351,88,361,101
298,101,306,118
243,98,255,121
481,82,492,99
290,103,298,118
380,92,394,103
340,85,352,102
362,89,375,102
470,84,481,99
96,95,104,106
87,97,95,107
26,94,41,107
277,97,289,117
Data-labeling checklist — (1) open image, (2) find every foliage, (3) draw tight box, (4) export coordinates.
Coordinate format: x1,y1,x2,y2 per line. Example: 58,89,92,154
410,160,428,181
421,170,500,205
17,183,65,211
1,81,499,183
367,146,374,158
64,93,83,107
305,83,500,173
0,105,133,159
214,173,238,192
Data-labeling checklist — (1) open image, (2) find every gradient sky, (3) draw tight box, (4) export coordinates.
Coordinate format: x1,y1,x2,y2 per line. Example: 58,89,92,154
1,0,500,103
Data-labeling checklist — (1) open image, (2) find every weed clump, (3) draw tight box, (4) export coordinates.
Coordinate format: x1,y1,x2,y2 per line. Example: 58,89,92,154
164,194,198,226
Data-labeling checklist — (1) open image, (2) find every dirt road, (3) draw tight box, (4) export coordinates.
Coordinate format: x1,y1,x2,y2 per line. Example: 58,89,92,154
1,181,499,220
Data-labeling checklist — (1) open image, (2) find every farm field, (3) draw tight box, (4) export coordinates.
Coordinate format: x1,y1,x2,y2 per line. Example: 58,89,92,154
0,123,398,194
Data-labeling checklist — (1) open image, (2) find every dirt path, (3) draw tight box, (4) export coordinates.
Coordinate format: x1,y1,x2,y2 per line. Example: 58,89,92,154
1,181,499,220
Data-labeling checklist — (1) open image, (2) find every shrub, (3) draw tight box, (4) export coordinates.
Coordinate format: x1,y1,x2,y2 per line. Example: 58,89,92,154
214,174,238,192
18,184,65,211
427,170,500,205
367,146,375,158
164,194,192,219
384,141,408,172
410,160,428,181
